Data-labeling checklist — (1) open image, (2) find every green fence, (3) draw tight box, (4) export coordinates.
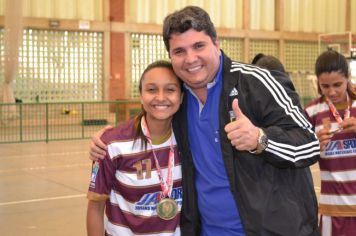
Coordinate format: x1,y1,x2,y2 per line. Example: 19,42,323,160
0,95,315,144
0,101,141,143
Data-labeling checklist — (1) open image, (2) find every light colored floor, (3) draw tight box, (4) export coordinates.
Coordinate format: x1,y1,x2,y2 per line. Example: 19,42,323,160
0,140,91,236
311,163,321,198
0,140,321,236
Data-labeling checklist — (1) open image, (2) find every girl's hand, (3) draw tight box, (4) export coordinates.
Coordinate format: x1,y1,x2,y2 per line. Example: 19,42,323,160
340,117,356,133
316,128,332,151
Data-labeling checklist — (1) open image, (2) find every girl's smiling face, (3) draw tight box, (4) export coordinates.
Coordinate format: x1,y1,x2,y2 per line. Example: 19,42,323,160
140,67,182,122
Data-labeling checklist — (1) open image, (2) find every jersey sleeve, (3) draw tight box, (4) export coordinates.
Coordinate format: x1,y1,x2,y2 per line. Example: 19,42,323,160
87,151,116,202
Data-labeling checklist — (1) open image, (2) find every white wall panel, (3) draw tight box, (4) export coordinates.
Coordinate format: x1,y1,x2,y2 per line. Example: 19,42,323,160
188,0,204,8
77,0,95,20
250,0,260,30
236,0,243,29
284,0,347,33
3,0,349,34
18,0,102,20
312,0,326,32
129,0,137,23
325,0,346,33
337,0,346,33
203,0,221,27
30,0,52,18
94,0,103,20
284,0,299,31
130,0,243,29
352,0,356,32
53,0,77,19
299,0,313,32
136,0,150,23
283,0,291,31
0,0,4,15
260,0,274,30
220,0,239,28
167,0,189,11
290,0,299,31
152,0,165,24
22,0,32,17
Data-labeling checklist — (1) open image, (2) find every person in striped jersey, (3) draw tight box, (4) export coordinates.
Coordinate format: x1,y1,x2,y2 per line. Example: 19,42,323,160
87,60,184,236
305,50,356,236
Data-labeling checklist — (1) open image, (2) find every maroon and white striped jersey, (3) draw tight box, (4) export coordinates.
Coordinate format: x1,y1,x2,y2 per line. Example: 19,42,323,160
87,119,182,235
305,98,356,216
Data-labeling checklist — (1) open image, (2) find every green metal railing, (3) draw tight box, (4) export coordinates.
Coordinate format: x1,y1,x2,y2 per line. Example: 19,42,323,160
0,96,314,144
0,101,141,143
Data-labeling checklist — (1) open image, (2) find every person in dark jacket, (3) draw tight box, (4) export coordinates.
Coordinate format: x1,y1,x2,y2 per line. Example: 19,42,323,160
251,53,301,106
251,53,286,73
89,6,320,236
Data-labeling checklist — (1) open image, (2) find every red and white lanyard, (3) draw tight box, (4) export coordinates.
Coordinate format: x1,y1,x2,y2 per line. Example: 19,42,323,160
141,117,175,198
325,94,350,124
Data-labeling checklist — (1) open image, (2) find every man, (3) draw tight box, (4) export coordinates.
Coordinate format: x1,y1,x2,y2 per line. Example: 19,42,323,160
90,6,320,236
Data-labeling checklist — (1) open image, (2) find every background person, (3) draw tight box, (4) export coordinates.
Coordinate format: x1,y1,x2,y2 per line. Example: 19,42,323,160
251,53,300,105
304,50,356,236
87,60,183,236
251,53,287,73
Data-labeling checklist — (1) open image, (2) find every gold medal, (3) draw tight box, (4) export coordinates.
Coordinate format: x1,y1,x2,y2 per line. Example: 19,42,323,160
156,198,178,220
141,118,178,220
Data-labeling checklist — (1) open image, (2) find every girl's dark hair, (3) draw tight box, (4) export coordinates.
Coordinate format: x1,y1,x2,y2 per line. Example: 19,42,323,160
133,60,182,149
315,49,356,99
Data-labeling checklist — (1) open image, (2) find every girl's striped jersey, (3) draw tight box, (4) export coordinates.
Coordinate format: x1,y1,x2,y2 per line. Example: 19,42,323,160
305,98,356,216
87,119,182,235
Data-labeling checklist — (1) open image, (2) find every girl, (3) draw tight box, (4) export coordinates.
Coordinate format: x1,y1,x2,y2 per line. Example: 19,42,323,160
87,60,183,236
305,50,356,236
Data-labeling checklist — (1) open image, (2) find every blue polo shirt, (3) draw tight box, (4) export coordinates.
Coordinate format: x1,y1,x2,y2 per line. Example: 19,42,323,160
186,56,245,236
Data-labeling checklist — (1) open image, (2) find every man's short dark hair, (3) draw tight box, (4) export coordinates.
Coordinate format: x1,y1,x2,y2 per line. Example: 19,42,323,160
162,6,217,53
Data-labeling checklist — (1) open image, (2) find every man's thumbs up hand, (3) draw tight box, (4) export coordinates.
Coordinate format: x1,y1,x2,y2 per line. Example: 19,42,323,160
225,99,259,151
232,98,243,120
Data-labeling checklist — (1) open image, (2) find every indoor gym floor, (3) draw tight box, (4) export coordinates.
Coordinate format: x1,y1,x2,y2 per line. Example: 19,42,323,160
0,140,321,236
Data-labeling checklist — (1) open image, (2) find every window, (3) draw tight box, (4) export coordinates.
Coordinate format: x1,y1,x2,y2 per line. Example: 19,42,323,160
0,28,103,102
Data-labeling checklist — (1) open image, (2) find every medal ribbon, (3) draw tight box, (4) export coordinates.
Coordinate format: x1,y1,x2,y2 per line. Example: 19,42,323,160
325,93,350,124
141,117,175,198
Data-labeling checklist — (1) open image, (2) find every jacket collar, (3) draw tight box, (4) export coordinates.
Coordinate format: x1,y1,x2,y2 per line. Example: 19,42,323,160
221,51,239,95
